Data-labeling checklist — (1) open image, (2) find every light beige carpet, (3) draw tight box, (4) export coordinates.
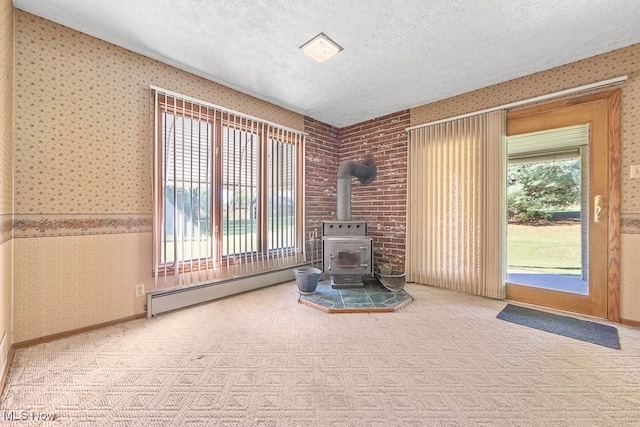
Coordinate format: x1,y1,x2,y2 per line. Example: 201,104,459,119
2,283,640,426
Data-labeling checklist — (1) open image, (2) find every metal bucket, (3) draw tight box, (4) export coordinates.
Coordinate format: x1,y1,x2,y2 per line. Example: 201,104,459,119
375,271,406,292
294,267,322,294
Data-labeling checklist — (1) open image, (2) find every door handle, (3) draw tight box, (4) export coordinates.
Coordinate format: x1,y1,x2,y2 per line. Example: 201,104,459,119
594,195,603,223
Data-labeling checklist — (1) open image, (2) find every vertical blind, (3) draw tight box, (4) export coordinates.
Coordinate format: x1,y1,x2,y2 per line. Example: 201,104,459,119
406,110,506,299
152,88,305,290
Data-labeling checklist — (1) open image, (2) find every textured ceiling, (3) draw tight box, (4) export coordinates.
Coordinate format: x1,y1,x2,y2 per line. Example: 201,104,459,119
13,0,640,128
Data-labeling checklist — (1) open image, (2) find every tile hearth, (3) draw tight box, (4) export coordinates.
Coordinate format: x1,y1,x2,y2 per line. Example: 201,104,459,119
297,277,412,313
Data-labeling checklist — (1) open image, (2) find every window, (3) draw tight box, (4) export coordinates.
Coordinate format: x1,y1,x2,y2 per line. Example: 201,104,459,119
153,91,304,286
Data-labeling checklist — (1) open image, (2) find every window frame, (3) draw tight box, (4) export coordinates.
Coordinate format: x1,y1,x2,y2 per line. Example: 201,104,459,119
154,93,304,274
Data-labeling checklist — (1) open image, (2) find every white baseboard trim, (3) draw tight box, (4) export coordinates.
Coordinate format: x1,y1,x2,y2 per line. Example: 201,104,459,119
147,265,305,318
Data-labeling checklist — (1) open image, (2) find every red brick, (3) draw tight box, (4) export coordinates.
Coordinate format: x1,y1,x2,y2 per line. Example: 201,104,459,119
304,111,409,272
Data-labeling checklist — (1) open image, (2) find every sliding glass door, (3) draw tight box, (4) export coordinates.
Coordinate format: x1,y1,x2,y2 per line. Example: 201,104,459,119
505,91,619,319
506,126,587,295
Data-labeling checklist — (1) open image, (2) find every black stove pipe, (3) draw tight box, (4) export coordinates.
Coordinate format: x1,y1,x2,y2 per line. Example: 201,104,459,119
336,155,377,221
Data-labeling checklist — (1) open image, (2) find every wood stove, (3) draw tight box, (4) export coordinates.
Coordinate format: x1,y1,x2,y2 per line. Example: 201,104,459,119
322,220,373,288
322,156,376,288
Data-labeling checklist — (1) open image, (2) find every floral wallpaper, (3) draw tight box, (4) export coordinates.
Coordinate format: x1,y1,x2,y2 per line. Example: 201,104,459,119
0,0,12,245
411,43,640,220
13,10,303,223
0,0,13,367
10,10,306,342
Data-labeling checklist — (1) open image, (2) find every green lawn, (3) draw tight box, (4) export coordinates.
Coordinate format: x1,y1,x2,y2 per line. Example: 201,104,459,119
161,227,295,264
507,223,581,275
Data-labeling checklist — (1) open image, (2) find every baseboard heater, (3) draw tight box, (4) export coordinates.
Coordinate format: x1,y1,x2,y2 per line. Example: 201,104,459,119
147,264,306,318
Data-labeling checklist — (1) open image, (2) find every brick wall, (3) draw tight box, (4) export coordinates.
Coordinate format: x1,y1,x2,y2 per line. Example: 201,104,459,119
304,111,410,273
303,117,340,264
338,111,410,273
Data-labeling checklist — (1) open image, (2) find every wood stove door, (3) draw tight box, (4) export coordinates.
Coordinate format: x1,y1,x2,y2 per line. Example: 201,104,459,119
323,239,372,274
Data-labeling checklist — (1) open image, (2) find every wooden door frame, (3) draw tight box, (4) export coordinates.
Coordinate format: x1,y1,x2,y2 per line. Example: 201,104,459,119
505,89,620,322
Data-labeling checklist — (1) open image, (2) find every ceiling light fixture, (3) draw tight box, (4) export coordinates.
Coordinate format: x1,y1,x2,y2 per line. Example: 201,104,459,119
300,33,343,63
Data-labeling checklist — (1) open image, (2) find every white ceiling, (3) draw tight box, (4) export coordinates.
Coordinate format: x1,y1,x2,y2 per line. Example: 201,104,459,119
13,0,640,128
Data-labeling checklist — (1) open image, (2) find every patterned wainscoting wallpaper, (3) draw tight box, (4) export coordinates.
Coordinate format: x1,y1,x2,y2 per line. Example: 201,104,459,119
13,233,152,343
620,234,640,321
13,10,304,236
411,43,640,223
0,242,10,346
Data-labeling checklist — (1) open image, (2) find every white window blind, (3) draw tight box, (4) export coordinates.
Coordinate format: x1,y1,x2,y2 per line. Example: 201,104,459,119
153,89,305,290
507,124,589,159
406,110,506,299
